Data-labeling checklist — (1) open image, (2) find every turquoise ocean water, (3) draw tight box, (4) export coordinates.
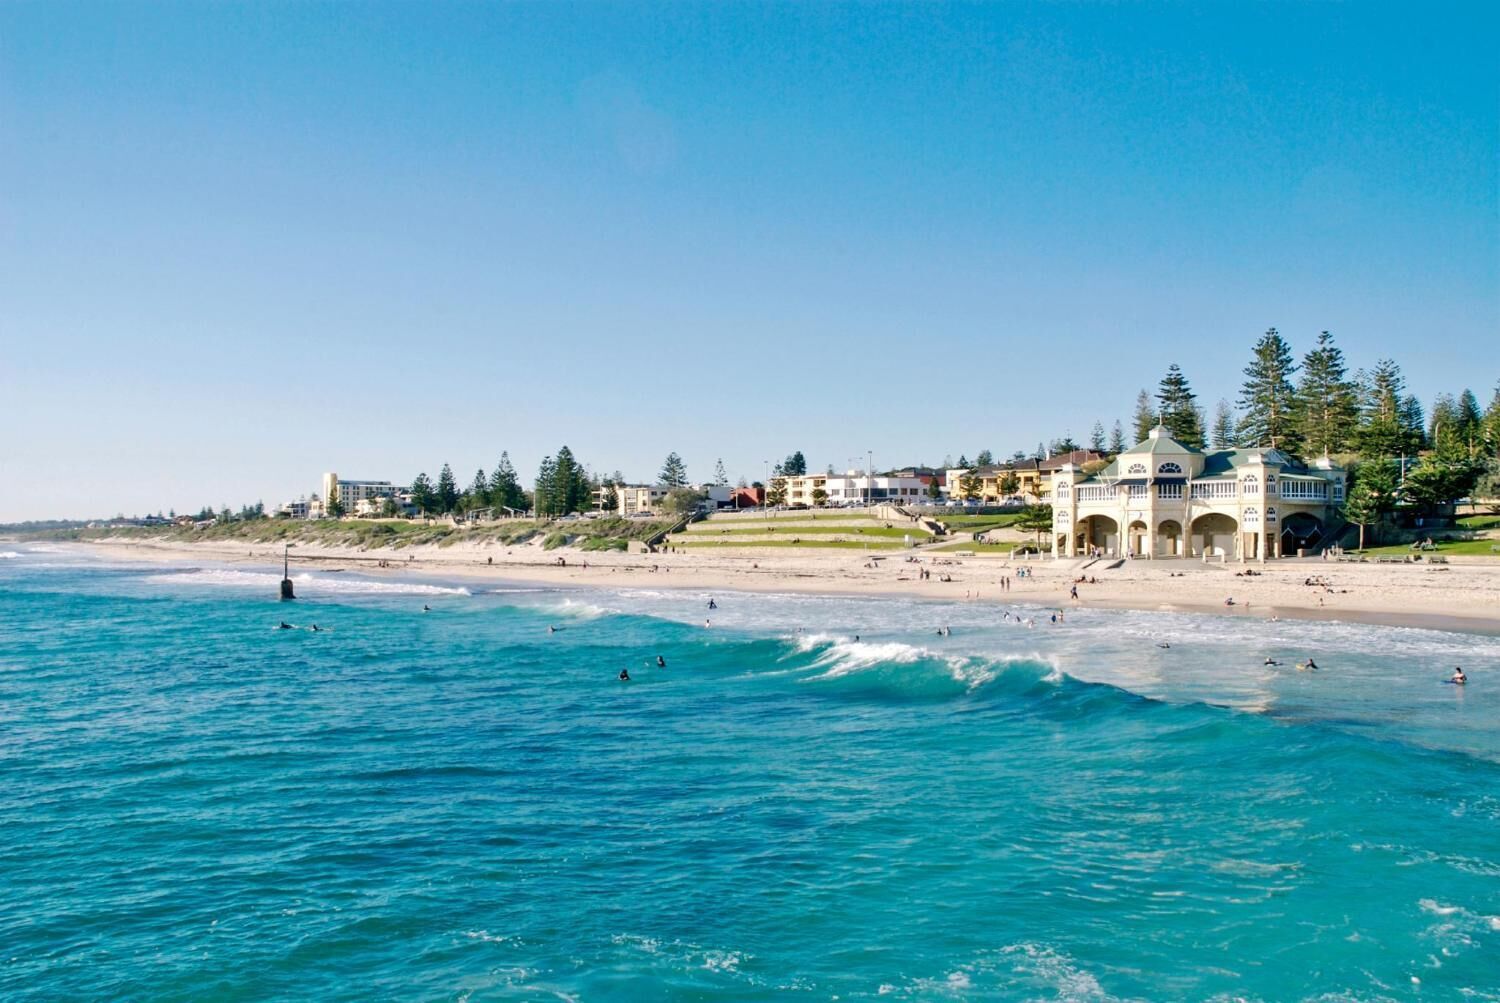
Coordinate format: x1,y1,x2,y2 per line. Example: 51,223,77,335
2,546,1498,1000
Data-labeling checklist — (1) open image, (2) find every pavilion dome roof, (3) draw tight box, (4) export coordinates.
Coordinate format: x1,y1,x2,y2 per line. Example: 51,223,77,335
1119,424,1202,456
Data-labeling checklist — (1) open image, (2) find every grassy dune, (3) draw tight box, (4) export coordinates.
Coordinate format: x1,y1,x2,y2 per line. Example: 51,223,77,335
34,517,674,553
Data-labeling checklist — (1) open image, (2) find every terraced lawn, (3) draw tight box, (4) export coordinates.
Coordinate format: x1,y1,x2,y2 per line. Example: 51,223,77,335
1352,539,1500,558
673,538,908,550
684,524,930,539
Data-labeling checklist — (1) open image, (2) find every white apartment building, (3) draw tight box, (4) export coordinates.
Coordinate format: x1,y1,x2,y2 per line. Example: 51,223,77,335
277,498,312,519
782,472,928,507
322,473,399,514
595,483,736,516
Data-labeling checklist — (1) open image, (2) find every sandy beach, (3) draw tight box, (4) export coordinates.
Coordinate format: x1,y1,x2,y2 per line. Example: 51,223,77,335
75,534,1500,635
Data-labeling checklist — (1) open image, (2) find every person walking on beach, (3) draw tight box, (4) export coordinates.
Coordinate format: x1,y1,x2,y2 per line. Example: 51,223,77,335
1070,584,1078,600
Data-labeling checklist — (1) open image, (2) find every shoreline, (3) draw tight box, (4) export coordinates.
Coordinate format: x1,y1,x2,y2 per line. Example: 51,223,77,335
53,536,1500,636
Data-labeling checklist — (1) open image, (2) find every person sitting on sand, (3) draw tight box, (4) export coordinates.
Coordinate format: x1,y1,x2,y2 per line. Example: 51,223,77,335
1224,597,1235,606
1451,667,1467,685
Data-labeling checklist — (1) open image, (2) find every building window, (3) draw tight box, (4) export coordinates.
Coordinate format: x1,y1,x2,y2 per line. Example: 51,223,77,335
1265,507,1278,523
1243,507,1260,524
1157,462,1182,474
1241,475,1258,495
1127,463,1147,475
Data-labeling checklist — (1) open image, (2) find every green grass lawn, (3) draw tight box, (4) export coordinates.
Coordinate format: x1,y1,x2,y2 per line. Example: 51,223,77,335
1354,539,1500,557
1457,515,1500,531
684,524,931,538
933,513,1023,531
673,538,907,551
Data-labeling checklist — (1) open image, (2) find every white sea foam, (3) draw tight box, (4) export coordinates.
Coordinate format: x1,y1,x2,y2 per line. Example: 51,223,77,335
144,568,471,597
0,551,20,559
546,597,617,619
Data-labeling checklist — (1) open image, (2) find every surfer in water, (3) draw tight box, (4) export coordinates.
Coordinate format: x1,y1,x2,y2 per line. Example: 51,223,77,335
1156,641,1171,649
422,605,431,612
619,668,630,681
707,598,717,610
1264,657,1281,666
1297,658,1320,672
1451,667,1467,685
278,621,295,630
656,655,666,667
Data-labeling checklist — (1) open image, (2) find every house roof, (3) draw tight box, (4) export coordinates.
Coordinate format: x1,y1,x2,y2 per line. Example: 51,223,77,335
1119,425,1199,457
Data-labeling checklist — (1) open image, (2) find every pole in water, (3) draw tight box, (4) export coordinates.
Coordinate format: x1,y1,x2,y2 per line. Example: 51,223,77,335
280,545,296,600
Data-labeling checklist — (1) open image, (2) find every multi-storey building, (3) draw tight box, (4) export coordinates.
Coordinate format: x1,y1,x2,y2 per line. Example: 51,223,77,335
321,473,399,514
1049,426,1344,562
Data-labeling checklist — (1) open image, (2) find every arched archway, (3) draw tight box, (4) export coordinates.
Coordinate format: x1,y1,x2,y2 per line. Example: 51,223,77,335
1191,513,1238,558
1280,512,1323,554
1128,519,1149,557
1075,515,1119,558
1157,519,1182,557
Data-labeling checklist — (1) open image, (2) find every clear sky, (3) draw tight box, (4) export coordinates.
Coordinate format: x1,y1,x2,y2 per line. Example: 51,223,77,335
2,2,1496,521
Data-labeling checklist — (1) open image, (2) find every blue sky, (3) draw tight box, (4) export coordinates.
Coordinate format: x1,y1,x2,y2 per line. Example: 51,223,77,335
2,2,1495,520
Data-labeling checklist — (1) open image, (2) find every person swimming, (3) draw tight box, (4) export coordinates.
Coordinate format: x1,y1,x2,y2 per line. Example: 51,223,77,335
278,621,294,630
309,624,321,632
1264,657,1281,666
1451,666,1467,685
656,655,666,667
1296,658,1320,671
422,605,431,612
619,668,630,681
1156,641,1171,649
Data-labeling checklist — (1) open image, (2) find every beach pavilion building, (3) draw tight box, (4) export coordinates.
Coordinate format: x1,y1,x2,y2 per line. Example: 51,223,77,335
1049,426,1345,562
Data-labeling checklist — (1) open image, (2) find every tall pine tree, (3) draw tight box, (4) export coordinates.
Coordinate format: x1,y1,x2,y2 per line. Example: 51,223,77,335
1237,328,1300,452
436,464,459,514
1211,400,1237,449
1356,359,1422,459
1294,330,1358,457
489,452,524,512
534,455,558,517
1155,365,1204,447
1109,420,1125,454
1457,389,1483,459
410,472,435,515
1089,421,1106,452
1132,389,1156,442
659,452,688,487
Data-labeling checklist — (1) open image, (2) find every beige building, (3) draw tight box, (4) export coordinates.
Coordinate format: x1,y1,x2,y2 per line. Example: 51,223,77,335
321,473,399,515
1050,426,1344,562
